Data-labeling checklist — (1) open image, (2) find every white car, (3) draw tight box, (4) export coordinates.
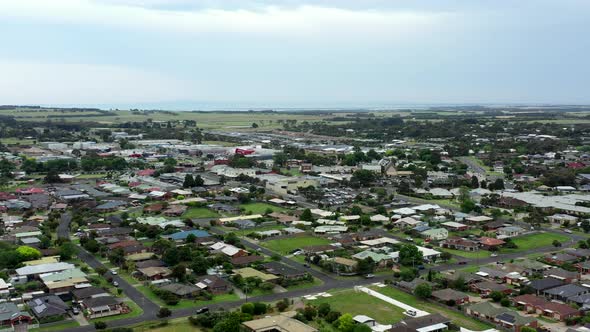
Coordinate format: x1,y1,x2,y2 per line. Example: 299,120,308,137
490,253,498,257
110,269,118,275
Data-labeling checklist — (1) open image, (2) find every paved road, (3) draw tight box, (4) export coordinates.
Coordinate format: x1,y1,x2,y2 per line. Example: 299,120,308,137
68,272,391,332
57,212,72,240
457,156,487,175
76,246,161,316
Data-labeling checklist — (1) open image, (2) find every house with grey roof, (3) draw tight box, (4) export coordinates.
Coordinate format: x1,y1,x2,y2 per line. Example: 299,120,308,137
543,284,589,302
28,295,68,321
0,302,32,328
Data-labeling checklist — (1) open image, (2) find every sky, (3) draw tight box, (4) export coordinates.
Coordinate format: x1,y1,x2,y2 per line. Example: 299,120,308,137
0,0,589,109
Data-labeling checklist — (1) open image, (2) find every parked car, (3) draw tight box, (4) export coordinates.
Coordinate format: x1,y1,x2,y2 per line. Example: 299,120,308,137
417,265,425,270
490,253,498,257
195,307,209,315
72,307,80,315
458,261,467,265
365,274,375,279
564,229,572,234
303,263,310,268
406,310,417,316
110,269,118,275
113,281,119,287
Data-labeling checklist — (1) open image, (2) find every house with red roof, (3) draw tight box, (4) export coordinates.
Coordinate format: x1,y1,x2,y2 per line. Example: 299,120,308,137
137,169,156,176
479,237,506,250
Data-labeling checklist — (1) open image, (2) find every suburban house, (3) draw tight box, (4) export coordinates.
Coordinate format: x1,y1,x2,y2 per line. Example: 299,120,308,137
465,302,538,332
136,267,172,281
431,288,470,305
242,312,318,332
441,237,479,252
159,283,200,298
195,275,231,294
263,262,308,281
529,278,565,295
471,281,512,297
512,294,580,321
543,284,589,302
389,313,451,332
496,226,525,238
0,303,32,329
28,295,69,322
420,228,449,241
478,237,506,250
81,296,125,319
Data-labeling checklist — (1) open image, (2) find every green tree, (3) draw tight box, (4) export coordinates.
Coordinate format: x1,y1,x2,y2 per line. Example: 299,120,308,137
414,283,432,298
213,312,241,332
59,241,77,260
16,246,41,261
399,244,423,267
354,325,373,332
183,174,195,188
357,257,376,275
300,208,313,221
317,303,331,317
172,264,187,281
157,307,171,318
44,169,61,183
336,313,356,332
241,303,255,315
351,169,376,187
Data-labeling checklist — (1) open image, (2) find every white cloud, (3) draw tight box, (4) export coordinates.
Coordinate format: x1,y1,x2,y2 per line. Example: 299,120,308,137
0,0,450,38
0,60,199,104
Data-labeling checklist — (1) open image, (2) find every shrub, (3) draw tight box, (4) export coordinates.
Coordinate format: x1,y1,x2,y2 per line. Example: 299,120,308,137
157,307,171,318
318,303,331,317
241,303,255,315
94,321,107,330
325,311,341,323
253,302,268,315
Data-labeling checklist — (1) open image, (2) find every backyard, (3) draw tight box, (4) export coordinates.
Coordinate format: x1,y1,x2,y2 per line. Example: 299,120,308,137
501,232,570,253
239,202,287,214
440,248,492,259
182,207,219,219
136,285,240,309
306,289,406,324
369,286,493,330
261,236,332,255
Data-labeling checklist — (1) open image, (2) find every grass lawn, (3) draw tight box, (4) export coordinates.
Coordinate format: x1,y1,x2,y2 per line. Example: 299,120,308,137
141,321,202,332
458,265,481,273
501,232,569,253
182,207,219,219
129,318,204,332
370,286,493,330
262,236,331,255
281,168,303,176
440,248,492,259
91,301,143,322
239,202,287,214
307,289,405,324
33,320,79,332
231,224,285,236
76,173,107,179
136,285,240,309
118,270,140,285
285,277,323,291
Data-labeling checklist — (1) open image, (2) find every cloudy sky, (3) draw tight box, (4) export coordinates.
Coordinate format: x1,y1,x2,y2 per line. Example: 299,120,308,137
0,0,589,109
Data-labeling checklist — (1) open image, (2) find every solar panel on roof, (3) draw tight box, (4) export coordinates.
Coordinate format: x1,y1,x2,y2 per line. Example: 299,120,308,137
33,304,46,314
